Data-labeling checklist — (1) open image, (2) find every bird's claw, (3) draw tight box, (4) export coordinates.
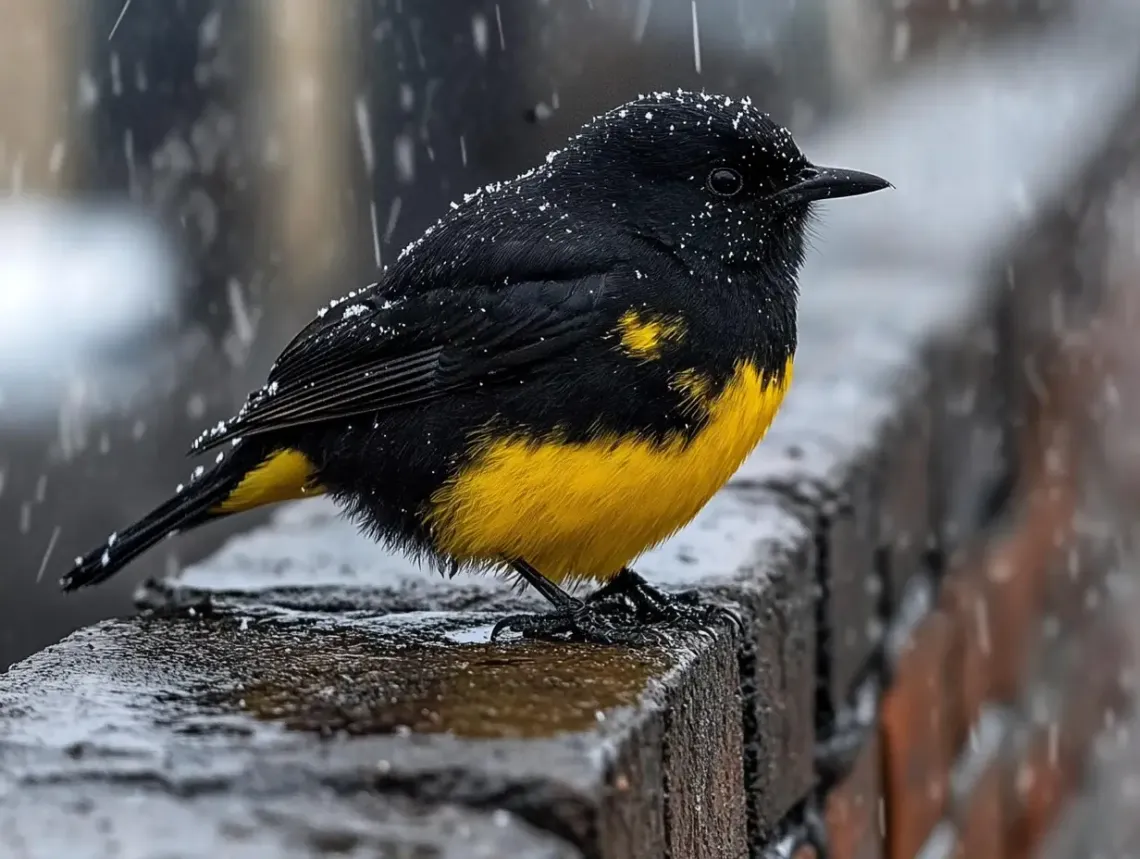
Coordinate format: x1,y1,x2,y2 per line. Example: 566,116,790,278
651,587,744,635
490,606,668,645
490,573,742,645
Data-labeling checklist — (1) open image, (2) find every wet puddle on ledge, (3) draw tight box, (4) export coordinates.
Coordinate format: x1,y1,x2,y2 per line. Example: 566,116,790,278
157,613,669,740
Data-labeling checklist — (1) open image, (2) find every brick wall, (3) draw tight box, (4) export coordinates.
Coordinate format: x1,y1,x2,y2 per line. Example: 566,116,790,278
764,93,1140,859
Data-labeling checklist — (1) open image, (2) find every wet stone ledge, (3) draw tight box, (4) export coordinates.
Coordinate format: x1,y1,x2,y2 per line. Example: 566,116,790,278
6,13,1140,859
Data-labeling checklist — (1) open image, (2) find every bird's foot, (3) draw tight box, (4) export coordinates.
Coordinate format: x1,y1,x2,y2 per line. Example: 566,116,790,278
490,601,660,645
589,567,743,636
491,568,741,645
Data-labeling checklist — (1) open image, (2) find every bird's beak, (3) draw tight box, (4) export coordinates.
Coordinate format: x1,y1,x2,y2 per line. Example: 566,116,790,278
777,165,892,205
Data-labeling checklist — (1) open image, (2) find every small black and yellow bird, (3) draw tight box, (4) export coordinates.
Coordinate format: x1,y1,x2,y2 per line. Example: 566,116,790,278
63,90,889,644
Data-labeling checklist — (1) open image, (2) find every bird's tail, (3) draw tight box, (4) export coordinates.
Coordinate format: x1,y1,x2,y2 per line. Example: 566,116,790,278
61,459,246,592
62,441,325,592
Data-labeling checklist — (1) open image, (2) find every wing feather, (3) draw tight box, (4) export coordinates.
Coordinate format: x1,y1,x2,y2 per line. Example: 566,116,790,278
190,274,609,452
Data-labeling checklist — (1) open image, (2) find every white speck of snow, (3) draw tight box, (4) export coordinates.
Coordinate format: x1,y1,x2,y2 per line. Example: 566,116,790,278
471,13,489,56
77,70,100,110
691,2,702,74
369,199,382,267
399,83,415,112
394,134,415,183
632,0,653,43
35,525,62,583
385,196,403,244
108,0,133,41
226,278,254,347
354,95,375,175
187,393,206,419
49,140,67,176
342,303,368,320
494,4,505,50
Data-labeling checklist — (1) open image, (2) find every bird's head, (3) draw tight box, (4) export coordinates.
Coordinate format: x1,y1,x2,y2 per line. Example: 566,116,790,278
547,90,890,283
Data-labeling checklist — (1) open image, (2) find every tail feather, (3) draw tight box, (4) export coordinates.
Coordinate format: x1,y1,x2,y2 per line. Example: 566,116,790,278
61,464,242,592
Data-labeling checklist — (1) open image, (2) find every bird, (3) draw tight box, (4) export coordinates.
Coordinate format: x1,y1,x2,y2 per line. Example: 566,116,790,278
62,90,890,645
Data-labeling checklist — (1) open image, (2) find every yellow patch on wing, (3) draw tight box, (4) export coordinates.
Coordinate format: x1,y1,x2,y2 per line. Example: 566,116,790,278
670,368,713,413
615,310,686,360
427,357,794,583
212,448,325,514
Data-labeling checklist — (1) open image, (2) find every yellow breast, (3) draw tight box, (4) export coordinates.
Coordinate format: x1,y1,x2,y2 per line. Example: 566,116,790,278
426,358,793,584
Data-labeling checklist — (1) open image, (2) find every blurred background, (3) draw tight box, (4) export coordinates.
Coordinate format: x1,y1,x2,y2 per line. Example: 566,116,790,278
0,0,1112,671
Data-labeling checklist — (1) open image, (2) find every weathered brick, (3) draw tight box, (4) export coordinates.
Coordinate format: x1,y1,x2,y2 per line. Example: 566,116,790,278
1056,615,1131,780
0,785,581,859
823,468,883,713
0,610,745,859
938,563,993,739
927,313,1011,560
955,756,1010,859
881,610,958,859
1002,594,1131,859
948,708,1014,859
879,397,934,603
826,731,884,859
732,511,819,838
913,822,959,859
1008,725,1072,859
982,503,1064,703
663,621,748,859
1041,517,1121,645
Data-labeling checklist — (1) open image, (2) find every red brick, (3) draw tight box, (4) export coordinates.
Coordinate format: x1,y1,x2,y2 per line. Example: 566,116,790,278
881,611,958,859
1058,617,1131,777
1007,727,1072,859
1003,583,1129,859
981,504,1065,703
938,566,992,743
880,400,932,601
826,732,884,859
955,758,1010,859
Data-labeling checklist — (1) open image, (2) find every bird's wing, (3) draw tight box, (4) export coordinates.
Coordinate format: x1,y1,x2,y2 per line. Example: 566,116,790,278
189,273,612,452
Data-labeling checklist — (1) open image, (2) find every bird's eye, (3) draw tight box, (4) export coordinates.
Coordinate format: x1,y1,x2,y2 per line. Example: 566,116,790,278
706,167,744,197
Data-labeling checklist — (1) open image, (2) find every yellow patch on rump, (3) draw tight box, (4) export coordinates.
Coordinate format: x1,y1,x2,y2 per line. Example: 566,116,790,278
427,358,794,584
616,310,686,359
212,449,325,514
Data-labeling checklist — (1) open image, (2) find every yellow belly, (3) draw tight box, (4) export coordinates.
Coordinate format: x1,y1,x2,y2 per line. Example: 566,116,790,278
426,358,793,584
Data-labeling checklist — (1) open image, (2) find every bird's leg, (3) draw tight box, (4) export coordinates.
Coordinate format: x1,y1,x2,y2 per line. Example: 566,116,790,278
504,558,582,612
492,560,647,645
491,562,740,645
